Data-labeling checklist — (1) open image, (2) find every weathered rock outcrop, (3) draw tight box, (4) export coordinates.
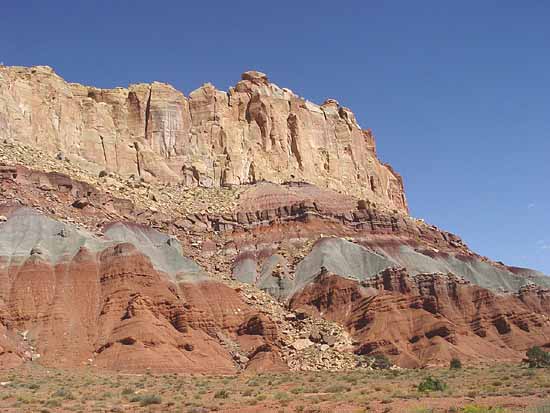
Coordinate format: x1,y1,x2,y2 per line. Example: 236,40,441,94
290,268,550,367
0,208,284,372
0,65,407,213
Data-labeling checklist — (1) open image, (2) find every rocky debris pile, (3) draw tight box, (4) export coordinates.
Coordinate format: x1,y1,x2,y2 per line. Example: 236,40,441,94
18,331,40,362
226,281,355,371
214,331,252,369
286,345,359,371
282,313,356,371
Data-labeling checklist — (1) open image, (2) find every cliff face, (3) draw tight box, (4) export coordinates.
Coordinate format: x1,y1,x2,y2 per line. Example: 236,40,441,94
0,66,407,213
2,65,549,373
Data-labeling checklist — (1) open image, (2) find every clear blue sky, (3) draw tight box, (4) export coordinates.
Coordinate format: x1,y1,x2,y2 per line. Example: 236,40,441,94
2,1,549,273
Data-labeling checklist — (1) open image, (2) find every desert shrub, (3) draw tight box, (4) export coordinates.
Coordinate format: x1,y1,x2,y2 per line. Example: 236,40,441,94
372,354,392,369
291,386,305,394
52,388,75,400
213,389,229,399
526,346,550,368
139,394,162,406
325,384,350,393
274,391,289,400
356,353,392,369
130,394,162,406
121,387,134,396
417,376,446,392
450,357,462,369
44,400,61,408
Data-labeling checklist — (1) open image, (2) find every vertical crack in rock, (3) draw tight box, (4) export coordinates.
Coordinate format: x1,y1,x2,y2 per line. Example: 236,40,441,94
114,134,120,172
134,141,141,176
99,135,108,166
144,86,152,141
287,113,303,171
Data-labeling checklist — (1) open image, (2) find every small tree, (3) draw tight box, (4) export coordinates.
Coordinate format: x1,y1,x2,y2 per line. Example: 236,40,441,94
450,357,462,369
418,376,447,392
526,346,550,368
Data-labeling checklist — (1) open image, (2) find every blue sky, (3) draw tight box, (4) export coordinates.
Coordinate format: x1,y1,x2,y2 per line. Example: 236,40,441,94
2,1,549,273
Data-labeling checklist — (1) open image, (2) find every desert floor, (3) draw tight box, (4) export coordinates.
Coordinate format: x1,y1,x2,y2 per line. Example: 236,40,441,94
0,363,549,412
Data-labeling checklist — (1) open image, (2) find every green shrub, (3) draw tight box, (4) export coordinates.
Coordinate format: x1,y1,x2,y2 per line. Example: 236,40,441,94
44,400,61,408
417,376,446,392
325,384,350,393
526,346,550,368
129,394,162,406
121,387,134,395
372,354,392,369
274,391,290,400
139,394,162,406
450,357,462,369
52,388,75,400
213,389,229,399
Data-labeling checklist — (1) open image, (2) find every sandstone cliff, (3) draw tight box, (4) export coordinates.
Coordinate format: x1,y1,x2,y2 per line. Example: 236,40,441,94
0,65,407,213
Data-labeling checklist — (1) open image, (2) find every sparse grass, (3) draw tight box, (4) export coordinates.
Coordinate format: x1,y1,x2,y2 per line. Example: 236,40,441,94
0,363,548,411
461,406,507,413
325,384,350,393
532,404,550,413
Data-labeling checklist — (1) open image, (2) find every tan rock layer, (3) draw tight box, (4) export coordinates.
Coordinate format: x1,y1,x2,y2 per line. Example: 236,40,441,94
0,65,408,213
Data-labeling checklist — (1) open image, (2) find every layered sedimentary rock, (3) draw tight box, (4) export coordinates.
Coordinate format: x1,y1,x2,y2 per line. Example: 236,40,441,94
0,65,407,213
1,66,550,371
290,268,550,367
0,208,283,372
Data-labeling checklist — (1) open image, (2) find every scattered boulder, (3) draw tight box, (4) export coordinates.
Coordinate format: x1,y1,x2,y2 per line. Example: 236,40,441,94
291,338,314,351
321,332,338,347
72,198,90,209
309,328,322,343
